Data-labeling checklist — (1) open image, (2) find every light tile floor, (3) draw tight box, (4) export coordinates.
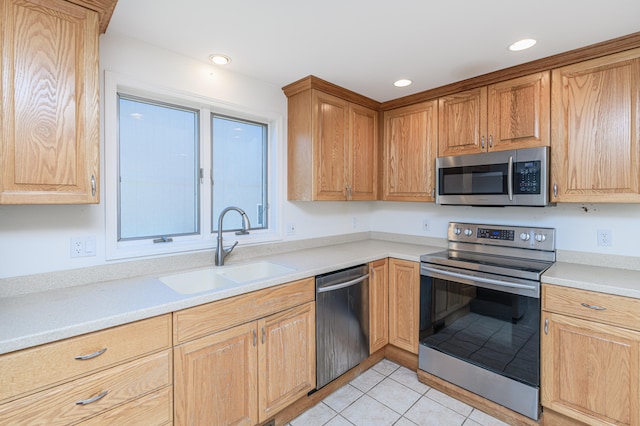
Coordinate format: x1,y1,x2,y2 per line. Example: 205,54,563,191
288,359,510,426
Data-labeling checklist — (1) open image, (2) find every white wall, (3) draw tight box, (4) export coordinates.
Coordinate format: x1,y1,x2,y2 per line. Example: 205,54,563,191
371,202,640,256
1,33,639,279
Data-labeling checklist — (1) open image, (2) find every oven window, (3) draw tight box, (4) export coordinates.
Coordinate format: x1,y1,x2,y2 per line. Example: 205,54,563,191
419,276,540,387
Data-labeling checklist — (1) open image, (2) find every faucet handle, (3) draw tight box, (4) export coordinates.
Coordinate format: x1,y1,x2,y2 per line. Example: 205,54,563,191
225,241,239,255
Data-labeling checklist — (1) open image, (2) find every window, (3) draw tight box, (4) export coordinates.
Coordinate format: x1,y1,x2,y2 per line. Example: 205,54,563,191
212,115,268,232
118,95,200,240
105,72,282,260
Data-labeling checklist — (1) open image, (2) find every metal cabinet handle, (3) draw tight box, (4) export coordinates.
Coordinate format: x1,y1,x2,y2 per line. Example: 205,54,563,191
481,136,485,149
544,318,548,335
75,348,107,360
76,390,108,405
261,327,266,344
253,330,257,347
553,183,558,198
91,175,96,197
581,303,607,311
489,135,493,148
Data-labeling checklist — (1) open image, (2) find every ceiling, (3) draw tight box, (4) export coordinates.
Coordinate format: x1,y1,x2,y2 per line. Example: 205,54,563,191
107,0,640,102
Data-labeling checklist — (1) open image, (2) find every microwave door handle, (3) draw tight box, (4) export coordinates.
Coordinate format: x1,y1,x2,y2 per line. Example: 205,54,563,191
507,155,514,201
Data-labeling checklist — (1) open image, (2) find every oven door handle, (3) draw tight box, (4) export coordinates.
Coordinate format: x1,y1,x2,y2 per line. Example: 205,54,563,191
421,266,538,292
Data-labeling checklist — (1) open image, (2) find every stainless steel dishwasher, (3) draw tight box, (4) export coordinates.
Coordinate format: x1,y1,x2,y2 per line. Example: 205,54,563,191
315,264,369,389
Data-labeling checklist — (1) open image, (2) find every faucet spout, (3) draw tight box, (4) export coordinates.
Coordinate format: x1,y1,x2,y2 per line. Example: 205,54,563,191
215,206,251,266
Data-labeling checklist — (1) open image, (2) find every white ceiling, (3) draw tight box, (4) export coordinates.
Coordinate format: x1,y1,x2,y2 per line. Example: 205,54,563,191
107,0,640,102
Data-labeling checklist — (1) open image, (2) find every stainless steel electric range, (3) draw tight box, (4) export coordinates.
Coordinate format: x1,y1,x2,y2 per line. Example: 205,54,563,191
419,222,556,420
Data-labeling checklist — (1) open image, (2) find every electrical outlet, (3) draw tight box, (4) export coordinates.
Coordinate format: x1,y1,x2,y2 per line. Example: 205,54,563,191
597,229,612,247
422,219,430,231
70,236,97,258
285,223,296,236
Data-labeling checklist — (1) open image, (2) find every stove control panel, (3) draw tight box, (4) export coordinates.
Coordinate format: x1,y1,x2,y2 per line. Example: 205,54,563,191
449,222,555,252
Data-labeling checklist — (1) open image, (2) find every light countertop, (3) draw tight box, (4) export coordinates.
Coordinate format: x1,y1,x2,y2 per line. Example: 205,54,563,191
2,237,639,356
0,239,438,355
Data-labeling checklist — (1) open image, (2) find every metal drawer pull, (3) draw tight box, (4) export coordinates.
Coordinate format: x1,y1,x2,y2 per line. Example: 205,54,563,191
544,318,548,335
74,348,107,360
76,390,108,405
581,303,607,311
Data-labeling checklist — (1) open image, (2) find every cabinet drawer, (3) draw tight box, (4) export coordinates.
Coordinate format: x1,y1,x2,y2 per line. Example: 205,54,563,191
543,284,640,330
0,314,172,403
174,277,315,344
79,386,173,426
0,349,171,425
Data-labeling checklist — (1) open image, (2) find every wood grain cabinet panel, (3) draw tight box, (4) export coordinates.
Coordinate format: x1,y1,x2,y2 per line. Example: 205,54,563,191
438,72,550,157
551,48,640,202
542,284,640,425
388,258,420,354
258,302,316,423
382,100,438,201
0,350,172,425
173,280,316,425
0,0,100,204
369,258,389,353
283,76,379,201
0,314,172,404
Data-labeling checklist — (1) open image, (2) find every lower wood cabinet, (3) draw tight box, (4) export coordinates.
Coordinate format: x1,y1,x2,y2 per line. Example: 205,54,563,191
0,315,173,425
388,258,420,354
173,279,316,426
369,258,389,353
541,284,640,425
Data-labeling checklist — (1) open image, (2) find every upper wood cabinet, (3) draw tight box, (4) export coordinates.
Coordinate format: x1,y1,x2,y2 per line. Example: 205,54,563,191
382,100,438,201
0,0,101,204
438,72,550,157
551,48,640,203
283,76,379,201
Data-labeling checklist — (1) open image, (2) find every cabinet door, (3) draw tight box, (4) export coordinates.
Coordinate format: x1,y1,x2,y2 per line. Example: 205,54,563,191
541,312,640,425
0,0,100,204
438,87,487,157
349,103,378,200
487,71,550,152
551,48,640,202
369,258,389,353
174,322,258,426
382,100,438,201
388,259,420,354
258,302,315,422
313,90,349,200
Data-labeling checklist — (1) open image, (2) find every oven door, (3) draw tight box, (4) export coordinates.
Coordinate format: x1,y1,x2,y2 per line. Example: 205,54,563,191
419,263,541,419
419,264,540,387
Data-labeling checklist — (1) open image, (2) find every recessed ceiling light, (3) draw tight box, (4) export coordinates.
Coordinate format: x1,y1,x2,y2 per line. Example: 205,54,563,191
509,39,537,51
208,54,231,65
394,79,412,87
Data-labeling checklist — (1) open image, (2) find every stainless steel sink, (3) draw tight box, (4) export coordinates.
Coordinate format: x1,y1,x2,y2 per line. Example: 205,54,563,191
159,261,295,294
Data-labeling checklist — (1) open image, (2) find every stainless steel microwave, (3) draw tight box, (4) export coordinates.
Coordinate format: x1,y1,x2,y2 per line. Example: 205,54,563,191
435,146,550,206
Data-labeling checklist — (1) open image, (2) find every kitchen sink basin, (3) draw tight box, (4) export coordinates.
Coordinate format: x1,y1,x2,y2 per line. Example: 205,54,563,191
216,261,295,283
159,261,295,294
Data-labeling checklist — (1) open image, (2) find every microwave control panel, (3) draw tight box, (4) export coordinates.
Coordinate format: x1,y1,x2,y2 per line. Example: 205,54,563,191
514,161,541,194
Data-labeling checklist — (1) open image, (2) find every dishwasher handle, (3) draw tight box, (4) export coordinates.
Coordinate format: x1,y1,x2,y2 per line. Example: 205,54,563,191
317,274,369,294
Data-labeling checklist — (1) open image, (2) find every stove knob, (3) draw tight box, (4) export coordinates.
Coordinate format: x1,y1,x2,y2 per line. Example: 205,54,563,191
519,232,530,241
464,228,473,237
453,227,462,235
535,233,546,243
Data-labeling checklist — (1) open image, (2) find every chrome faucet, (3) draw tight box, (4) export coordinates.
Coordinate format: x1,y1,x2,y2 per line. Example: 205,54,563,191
215,206,251,266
